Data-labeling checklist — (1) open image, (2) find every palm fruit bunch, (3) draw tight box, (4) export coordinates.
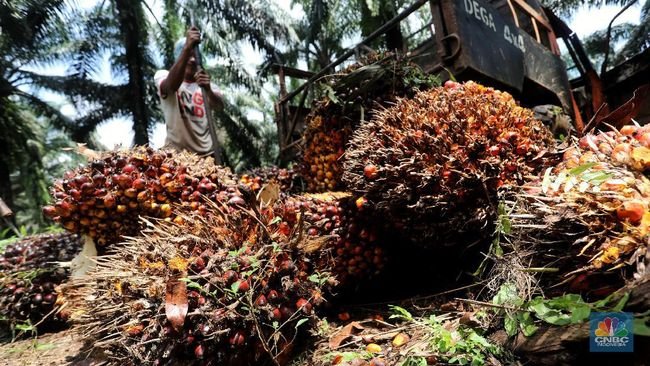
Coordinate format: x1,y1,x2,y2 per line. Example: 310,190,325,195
42,147,236,248
300,52,439,192
494,125,650,298
279,193,386,286
343,81,557,245
65,189,386,365
0,232,82,332
239,166,302,194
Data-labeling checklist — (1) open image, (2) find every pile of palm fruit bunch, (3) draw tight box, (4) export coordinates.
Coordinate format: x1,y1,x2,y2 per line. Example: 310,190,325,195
240,166,302,194
491,124,650,299
300,52,440,192
42,146,236,249
342,81,558,246
0,232,82,333
64,188,388,365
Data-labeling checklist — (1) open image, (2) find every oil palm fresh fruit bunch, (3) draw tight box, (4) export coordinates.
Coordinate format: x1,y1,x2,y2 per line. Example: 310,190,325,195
42,147,236,248
496,128,650,298
240,166,302,194
279,193,386,285
0,232,82,332
343,81,557,245
66,191,386,365
301,52,440,193
576,124,650,174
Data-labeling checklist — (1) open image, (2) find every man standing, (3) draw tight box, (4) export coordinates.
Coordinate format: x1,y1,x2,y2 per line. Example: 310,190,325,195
154,27,224,159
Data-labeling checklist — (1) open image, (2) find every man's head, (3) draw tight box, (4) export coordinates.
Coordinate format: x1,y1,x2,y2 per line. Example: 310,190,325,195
174,38,198,81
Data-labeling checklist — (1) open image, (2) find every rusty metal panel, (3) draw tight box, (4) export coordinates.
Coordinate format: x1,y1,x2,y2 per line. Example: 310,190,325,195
520,32,573,111
440,0,526,90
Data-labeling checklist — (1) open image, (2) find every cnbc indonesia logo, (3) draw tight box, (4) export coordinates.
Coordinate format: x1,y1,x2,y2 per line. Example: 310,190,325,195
590,313,633,352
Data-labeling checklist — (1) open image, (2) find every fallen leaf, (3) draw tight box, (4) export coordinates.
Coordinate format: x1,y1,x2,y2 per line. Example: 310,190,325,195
329,321,365,349
165,276,188,331
392,332,410,348
459,311,480,327
366,343,382,353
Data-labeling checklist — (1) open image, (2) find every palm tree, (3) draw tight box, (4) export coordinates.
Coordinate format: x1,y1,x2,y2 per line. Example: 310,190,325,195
0,0,74,216
542,0,649,72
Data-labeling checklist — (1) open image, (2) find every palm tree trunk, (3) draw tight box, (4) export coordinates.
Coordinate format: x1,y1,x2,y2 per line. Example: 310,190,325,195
114,0,150,146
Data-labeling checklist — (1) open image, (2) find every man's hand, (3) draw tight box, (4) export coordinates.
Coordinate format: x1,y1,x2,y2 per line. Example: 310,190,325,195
194,70,211,89
186,26,201,49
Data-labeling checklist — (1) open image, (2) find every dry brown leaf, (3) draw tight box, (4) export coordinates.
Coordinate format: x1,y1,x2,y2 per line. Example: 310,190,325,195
298,235,337,253
306,191,351,201
459,312,481,327
165,276,188,331
329,321,365,349
257,181,280,206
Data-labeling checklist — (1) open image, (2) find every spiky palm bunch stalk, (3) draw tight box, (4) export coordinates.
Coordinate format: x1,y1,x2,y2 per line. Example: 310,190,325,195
64,190,386,365
343,81,557,246
493,125,650,298
43,147,237,248
300,52,439,192
0,232,82,332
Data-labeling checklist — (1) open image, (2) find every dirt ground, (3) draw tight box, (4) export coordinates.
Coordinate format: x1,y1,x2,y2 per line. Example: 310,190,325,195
0,329,101,366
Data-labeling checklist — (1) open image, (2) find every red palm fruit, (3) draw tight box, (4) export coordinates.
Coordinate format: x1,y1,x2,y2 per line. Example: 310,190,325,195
280,305,293,321
42,206,57,218
237,280,250,292
222,270,238,284
267,290,280,303
255,295,268,307
122,164,137,174
296,298,312,314
364,164,378,179
270,308,282,321
194,344,204,359
229,330,246,346
616,201,645,224
132,178,146,190
124,188,138,198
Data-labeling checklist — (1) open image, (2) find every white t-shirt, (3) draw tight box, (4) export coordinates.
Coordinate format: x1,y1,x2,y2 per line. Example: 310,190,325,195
154,70,222,155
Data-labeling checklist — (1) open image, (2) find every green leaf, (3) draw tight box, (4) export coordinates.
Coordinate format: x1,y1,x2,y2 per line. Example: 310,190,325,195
570,306,591,323
582,171,613,185
493,239,504,257
568,162,597,176
230,281,240,294
388,305,413,321
34,342,56,351
14,323,34,332
521,322,539,337
504,314,518,337
517,312,538,336
633,315,650,336
269,216,282,225
612,292,630,312
492,283,523,307
295,318,309,329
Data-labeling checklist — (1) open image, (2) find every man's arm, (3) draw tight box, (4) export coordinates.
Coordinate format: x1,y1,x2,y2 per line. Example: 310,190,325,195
159,27,201,98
